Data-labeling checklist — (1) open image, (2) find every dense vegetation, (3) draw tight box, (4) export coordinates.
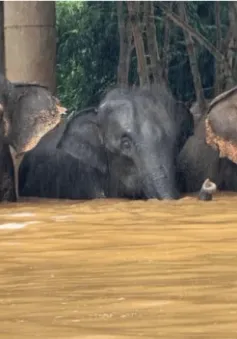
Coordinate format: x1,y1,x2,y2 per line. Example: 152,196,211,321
56,1,232,114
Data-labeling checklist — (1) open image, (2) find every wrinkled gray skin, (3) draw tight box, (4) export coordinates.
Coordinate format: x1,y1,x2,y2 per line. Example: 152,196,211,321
19,109,108,199
58,86,185,200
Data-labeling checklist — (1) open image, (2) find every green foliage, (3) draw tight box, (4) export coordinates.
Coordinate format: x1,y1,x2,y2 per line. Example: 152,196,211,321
56,1,230,113
56,1,119,113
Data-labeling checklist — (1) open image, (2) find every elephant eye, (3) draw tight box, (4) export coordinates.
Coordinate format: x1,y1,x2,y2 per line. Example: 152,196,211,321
120,135,132,151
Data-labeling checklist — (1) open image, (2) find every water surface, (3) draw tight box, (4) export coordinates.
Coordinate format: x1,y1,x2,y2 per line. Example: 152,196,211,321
0,193,237,338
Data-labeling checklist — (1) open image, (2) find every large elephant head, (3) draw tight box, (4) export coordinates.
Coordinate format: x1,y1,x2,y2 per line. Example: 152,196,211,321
97,86,179,199
0,74,66,200
0,75,65,155
57,86,179,200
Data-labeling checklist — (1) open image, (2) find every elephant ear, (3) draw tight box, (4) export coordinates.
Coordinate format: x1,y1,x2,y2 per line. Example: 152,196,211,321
205,86,237,164
57,109,107,173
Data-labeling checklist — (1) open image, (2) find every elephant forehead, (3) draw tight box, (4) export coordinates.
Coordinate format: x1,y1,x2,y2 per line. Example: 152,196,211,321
117,109,135,129
106,104,135,133
140,118,154,136
139,119,164,149
209,103,237,143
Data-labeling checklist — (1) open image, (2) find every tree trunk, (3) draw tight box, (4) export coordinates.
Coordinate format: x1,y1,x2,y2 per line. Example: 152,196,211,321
162,2,173,85
158,1,233,83
214,1,221,96
0,1,4,75
224,2,237,90
4,1,56,94
127,1,149,86
216,3,236,92
116,1,132,87
178,2,206,114
144,1,162,84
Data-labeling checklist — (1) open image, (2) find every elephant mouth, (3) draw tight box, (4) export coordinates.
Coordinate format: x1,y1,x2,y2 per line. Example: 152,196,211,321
10,137,39,155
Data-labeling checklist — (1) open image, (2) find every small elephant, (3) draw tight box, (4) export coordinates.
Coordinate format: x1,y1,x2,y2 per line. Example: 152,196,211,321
19,108,108,199
97,86,180,199
0,74,65,201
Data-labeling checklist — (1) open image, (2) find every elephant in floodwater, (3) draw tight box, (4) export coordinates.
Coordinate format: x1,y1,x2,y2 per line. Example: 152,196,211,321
20,84,194,201
177,86,237,193
0,74,65,201
19,108,108,199
58,85,193,200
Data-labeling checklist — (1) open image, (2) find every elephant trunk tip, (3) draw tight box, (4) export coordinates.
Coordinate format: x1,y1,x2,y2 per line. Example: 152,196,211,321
198,178,217,201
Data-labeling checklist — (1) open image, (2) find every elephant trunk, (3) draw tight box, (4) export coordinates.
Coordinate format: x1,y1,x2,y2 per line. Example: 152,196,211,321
141,153,179,200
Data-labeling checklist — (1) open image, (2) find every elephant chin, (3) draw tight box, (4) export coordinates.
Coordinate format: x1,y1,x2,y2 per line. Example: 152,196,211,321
142,174,180,200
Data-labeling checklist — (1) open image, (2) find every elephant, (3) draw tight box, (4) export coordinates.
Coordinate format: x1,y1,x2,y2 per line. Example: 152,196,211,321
20,84,194,201
177,86,237,193
19,108,108,199
0,74,65,201
57,84,193,200
96,86,179,199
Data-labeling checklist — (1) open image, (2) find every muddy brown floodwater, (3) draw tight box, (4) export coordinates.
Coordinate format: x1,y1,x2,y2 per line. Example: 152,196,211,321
0,194,237,339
